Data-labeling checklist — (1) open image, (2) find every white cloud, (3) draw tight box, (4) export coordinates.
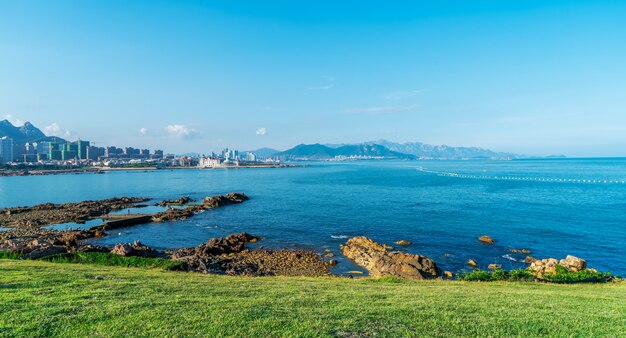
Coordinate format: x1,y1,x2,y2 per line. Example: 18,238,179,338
139,127,149,135
3,114,24,126
343,104,419,115
43,123,75,139
256,127,267,136
165,124,200,139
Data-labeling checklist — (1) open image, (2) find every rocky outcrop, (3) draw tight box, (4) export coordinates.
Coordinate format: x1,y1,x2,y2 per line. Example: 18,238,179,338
0,197,150,228
152,193,250,223
478,235,495,244
529,255,588,279
202,192,249,208
395,240,411,246
111,240,160,258
158,196,194,206
559,255,587,272
510,249,532,254
341,237,440,280
15,239,68,259
171,233,259,259
525,256,537,264
76,245,110,253
170,233,330,277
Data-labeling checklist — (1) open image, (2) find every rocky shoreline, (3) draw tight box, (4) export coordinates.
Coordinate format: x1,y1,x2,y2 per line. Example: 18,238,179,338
0,194,616,280
0,193,334,277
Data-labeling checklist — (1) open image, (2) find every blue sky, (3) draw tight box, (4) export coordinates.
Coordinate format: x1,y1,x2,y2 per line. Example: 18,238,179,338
1,1,625,156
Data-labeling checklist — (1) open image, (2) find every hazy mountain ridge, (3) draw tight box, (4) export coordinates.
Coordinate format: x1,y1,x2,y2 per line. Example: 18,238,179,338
0,120,65,144
369,139,520,159
274,143,414,160
272,140,521,160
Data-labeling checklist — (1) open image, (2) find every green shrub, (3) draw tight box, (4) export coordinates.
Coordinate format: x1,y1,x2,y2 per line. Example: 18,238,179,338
459,268,533,282
40,252,186,271
459,269,497,281
541,265,611,283
508,269,535,281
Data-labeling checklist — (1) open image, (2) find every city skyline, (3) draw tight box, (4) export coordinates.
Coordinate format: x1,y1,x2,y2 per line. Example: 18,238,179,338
2,1,626,156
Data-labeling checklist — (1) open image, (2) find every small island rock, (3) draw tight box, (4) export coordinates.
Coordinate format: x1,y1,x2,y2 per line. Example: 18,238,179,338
478,235,496,244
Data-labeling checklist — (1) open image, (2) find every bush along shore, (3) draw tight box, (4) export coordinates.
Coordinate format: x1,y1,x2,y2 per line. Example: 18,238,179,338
0,193,620,282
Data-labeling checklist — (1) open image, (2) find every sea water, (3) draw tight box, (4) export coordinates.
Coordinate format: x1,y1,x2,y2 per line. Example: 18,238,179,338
1,158,624,275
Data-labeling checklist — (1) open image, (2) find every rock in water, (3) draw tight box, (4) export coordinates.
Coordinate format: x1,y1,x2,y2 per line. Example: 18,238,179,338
478,235,496,244
559,255,587,272
395,240,411,246
468,259,477,267
341,236,440,280
203,192,249,208
525,256,537,264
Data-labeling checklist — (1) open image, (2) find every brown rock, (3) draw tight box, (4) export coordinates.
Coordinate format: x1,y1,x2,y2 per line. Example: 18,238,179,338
511,249,532,254
158,196,194,206
111,243,133,256
488,264,501,270
530,258,559,279
468,259,477,267
111,240,159,258
444,271,454,278
324,253,334,258
342,236,440,280
478,235,495,244
395,240,411,246
25,244,67,259
525,256,537,264
559,255,587,272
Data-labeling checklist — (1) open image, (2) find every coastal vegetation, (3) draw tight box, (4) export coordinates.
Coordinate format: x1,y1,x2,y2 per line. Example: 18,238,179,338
39,252,186,271
459,267,612,283
1,259,624,337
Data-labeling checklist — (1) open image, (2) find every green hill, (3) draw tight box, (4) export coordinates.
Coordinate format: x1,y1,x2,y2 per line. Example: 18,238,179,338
1,260,624,337
276,143,415,160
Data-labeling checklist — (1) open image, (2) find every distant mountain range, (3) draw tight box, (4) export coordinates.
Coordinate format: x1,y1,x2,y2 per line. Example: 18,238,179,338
367,140,520,159
273,143,414,160
0,120,66,144
260,140,522,160
2,120,523,160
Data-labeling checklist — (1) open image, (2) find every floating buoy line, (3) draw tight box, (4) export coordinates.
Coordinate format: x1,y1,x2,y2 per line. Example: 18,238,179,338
416,167,626,185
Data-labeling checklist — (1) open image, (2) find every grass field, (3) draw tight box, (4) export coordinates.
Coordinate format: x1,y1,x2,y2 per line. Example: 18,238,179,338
0,260,624,337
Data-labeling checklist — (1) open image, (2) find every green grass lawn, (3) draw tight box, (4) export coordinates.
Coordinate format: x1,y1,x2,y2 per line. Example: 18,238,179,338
0,260,624,337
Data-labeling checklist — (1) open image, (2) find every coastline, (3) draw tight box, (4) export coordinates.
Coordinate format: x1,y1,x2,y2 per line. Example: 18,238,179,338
0,163,299,177
1,193,619,282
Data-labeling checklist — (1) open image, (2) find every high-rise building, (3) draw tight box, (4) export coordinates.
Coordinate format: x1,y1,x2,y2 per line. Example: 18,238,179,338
47,142,62,160
0,137,14,164
61,143,78,160
125,147,140,157
87,146,101,160
23,143,37,162
154,150,164,158
77,139,90,160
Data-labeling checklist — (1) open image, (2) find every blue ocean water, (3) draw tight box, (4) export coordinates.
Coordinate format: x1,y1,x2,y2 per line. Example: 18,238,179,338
1,159,625,276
